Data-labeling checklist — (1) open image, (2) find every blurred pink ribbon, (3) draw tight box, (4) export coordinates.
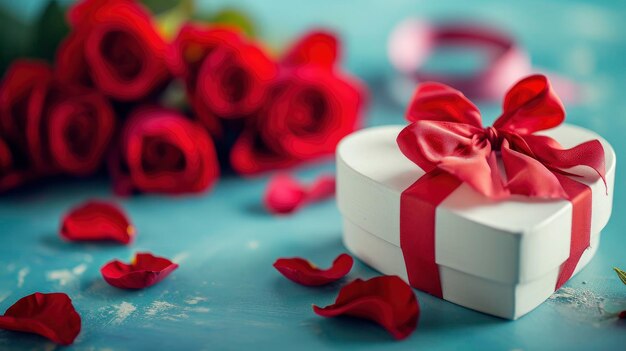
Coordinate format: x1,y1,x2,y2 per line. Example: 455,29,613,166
388,19,580,103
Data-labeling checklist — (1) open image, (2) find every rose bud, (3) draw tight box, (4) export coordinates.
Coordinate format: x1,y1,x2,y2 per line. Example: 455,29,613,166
56,0,170,101
110,106,219,195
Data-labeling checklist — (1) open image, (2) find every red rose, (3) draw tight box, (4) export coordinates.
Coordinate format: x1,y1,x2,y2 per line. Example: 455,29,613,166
170,24,243,90
0,60,53,155
229,30,367,174
110,106,219,195
56,0,170,101
171,24,277,134
0,61,52,190
260,66,365,157
231,66,367,174
0,60,115,181
45,86,116,175
195,37,277,118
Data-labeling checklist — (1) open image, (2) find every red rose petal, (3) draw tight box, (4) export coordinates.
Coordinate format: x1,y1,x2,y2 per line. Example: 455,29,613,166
306,175,336,202
283,30,339,69
273,253,353,286
101,252,178,289
60,200,134,244
264,174,307,214
619,311,626,319
263,173,336,215
0,292,81,345
313,276,419,340
67,0,132,28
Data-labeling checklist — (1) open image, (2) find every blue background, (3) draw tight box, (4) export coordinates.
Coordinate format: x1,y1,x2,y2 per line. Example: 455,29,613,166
1,0,626,350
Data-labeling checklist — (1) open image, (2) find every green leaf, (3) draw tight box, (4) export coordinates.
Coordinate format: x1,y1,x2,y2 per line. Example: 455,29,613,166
160,79,189,110
0,7,34,74
141,0,181,15
614,267,626,285
208,8,257,38
154,0,194,40
33,0,70,62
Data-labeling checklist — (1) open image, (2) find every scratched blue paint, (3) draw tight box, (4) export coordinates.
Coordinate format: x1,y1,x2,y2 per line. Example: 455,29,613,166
1,0,626,350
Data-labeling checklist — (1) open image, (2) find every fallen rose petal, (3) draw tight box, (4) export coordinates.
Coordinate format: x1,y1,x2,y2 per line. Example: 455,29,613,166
273,253,353,286
0,292,81,345
263,174,306,214
60,200,134,244
306,175,336,202
313,276,419,340
263,173,336,215
619,311,626,319
101,252,178,289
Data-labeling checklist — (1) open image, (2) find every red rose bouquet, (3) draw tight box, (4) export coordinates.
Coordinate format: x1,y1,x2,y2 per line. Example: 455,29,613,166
0,0,368,195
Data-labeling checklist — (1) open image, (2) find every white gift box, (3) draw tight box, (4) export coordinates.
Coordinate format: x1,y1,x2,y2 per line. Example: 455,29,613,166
336,124,615,319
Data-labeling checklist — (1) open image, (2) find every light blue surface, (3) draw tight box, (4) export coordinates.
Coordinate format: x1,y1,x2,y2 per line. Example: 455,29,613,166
1,0,626,350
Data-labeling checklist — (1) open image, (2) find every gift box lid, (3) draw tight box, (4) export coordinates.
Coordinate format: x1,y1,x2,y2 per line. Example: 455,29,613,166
336,124,615,284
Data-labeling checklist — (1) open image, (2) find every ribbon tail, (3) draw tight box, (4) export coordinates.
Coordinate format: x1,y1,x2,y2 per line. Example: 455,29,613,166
400,169,462,298
554,173,592,290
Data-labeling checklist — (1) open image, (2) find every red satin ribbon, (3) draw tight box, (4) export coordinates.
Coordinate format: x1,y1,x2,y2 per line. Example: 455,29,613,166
400,169,461,297
397,75,605,297
389,19,580,103
554,174,592,290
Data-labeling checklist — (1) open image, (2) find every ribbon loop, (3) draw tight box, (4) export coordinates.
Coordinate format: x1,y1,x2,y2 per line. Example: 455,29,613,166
406,82,482,127
494,75,566,134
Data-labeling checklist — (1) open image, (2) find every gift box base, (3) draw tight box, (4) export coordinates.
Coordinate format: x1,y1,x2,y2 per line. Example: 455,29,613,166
343,218,600,320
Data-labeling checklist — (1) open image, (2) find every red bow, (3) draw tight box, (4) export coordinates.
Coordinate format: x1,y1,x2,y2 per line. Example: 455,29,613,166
397,74,606,199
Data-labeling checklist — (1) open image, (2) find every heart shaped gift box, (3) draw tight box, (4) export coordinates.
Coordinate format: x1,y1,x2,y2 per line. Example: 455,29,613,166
336,76,615,320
